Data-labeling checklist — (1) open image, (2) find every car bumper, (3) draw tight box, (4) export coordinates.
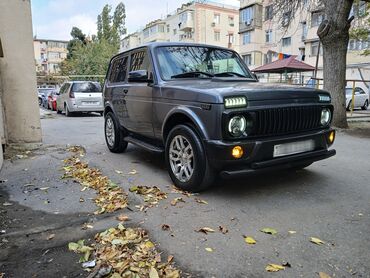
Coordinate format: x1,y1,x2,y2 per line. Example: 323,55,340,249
69,105,104,112
204,129,336,177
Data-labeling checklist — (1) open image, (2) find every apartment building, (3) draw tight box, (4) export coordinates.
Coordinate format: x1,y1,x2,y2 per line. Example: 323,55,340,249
33,38,68,75
120,0,239,52
238,0,370,79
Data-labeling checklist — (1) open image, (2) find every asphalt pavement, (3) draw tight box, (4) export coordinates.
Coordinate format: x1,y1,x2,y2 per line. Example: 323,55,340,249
1,109,369,277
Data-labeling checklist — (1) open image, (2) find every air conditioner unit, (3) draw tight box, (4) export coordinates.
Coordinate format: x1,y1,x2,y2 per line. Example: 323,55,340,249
211,22,216,27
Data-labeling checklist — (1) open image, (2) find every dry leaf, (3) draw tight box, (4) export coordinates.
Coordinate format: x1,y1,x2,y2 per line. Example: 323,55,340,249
266,264,285,272
244,236,256,244
2,202,13,206
149,268,159,278
205,247,213,252
116,214,129,222
161,224,171,231
115,170,123,174
196,227,215,234
79,197,85,202
40,187,50,191
171,197,185,206
195,198,208,205
310,237,325,245
167,255,174,263
219,226,228,234
288,230,297,234
47,234,55,240
260,228,277,235
128,169,137,175
319,272,331,278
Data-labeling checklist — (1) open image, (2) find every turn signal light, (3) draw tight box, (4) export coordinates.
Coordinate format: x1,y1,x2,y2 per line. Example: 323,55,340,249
328,130,335,145
232,146,244,159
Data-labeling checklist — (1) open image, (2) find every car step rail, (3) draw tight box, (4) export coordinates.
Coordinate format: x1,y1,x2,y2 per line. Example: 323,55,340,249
124,136,164,153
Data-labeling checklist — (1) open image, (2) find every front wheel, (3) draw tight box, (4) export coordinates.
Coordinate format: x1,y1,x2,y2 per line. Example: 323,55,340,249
361,100,368,110
165,124,215,192
104,112,128,153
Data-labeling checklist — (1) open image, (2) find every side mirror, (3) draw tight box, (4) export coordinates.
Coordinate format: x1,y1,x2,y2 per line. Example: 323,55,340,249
128,70,153,83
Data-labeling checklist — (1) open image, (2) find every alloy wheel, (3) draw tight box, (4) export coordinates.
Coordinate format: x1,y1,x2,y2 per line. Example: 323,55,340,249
169,135,194,182
105,116,115,147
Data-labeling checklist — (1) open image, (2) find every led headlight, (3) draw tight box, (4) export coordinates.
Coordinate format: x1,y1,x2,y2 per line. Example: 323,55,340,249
228,115,247,137
224,97,247,109
320,108,331,126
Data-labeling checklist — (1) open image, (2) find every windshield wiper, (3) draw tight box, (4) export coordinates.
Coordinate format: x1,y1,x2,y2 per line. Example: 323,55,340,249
171,71,214,79
214,72,248,78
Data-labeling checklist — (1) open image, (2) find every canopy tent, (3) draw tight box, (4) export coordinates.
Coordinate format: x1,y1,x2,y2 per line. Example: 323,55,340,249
252,56,315,74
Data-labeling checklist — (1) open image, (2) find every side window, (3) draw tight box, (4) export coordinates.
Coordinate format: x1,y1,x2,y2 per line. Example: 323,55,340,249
109,56,128,83
130,50,150,71
59,84,67,94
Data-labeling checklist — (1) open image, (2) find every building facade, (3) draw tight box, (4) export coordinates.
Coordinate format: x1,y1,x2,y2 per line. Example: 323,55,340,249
238,0,370,80
120,0,239,52
33,39,68,75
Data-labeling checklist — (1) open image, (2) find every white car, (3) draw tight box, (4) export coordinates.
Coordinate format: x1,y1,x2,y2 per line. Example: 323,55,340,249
345,87,369,111
56,81,104,116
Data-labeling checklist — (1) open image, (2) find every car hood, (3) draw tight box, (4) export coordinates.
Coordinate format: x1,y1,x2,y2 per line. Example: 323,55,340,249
161,79,330,106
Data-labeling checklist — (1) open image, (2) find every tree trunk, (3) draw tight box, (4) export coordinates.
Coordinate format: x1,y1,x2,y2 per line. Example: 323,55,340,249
318,0,354,128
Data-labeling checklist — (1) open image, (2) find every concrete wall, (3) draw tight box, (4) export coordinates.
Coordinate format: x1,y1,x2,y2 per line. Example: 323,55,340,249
0,0,42,145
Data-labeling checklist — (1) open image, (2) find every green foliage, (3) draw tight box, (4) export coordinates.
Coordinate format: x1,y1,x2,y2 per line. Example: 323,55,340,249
62,2,126,75
350,1,370,55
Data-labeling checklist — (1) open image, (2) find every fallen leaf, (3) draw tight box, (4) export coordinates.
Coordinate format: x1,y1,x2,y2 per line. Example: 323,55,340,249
115,170,123,174
171,197,185,206
116,214,129,222
266,264,285,272
2,202,13,206
149,268,159,278
219,226,228,234
128,169,137,175
260,228,277,235
68,242,79,251
196,227,215,234
79,197,85,202
167,255,174,263
47,234,55,240
161,224,171,231
81,186,88,192
145,241,155,248
195,198,208,204
288,230,297,234
40,187,50,191
82,260,96,268
244,236,256,244
310,237,325,245
319,272,331,278
205,247,213,252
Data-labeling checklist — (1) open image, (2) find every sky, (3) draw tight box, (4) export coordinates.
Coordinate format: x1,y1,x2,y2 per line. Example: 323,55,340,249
31,0,240,41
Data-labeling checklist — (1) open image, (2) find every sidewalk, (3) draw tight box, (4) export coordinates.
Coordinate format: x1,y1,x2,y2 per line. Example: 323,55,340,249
347,110,370,122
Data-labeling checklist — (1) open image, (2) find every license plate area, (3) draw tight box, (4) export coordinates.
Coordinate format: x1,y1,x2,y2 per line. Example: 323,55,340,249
82,101,99,105
273,140,315,158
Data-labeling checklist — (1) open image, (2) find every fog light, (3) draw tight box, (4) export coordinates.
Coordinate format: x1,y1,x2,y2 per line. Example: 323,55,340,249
232,146,243,159
328,130,335,145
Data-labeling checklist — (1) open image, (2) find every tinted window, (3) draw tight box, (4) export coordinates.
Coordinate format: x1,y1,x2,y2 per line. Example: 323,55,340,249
109,56,128,83
130,50,149,71
71,82,101,93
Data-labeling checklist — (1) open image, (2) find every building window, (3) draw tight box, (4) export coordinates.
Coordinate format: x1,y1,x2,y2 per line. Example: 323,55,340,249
243,54,252,66
228,33,234,44
214,31,220,41
242,31,251,44
173,29,177,35
228,16,234,26
282,11,291,27
311,11,324,27
265,5,273,21
265,30,272,43
264,52,273,64
302,21,308,41
348,39,370,50
158,25,165,33
282,37,291,47
214,13,220,24
167,24,170,33
241,6,253,25
311,41,323,56
143,29,149,38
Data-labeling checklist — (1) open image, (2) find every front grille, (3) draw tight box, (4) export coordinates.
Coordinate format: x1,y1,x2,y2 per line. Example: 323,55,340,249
251,106,323,136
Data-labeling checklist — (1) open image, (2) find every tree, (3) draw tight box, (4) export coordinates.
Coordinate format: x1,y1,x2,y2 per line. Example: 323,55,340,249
273,0,370,128
66,27,86,59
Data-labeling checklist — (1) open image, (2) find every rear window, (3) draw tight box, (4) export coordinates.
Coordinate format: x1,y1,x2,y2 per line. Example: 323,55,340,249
71,82,101,93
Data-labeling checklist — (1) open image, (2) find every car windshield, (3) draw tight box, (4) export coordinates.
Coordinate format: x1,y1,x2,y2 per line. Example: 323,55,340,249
71,82,101,93
38,89,54,95
156,46,253,80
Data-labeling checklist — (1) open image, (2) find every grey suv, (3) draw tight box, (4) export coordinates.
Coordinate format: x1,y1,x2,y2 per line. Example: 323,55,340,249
103,42,336,192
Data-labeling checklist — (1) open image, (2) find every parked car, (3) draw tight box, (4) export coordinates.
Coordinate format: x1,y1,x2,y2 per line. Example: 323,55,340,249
56,81,104,116
38,88,55,107
345,87,369,111
103,42,336,192
47,91,58,111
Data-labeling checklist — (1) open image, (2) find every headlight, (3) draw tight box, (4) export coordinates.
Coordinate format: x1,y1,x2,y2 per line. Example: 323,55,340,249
224,97,247,108
228,116,247,137
320,108,331,126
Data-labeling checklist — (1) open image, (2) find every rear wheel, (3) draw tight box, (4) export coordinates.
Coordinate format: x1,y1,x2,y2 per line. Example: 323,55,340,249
65,104,72,117
165,124,215,192
361,100,368,110
105,112,128,153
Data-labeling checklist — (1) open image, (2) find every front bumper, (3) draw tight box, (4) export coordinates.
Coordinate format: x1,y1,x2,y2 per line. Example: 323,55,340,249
204,129,336,177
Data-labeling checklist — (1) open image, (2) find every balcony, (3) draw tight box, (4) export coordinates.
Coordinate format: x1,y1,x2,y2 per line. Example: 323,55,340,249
179,19,194,31
239,4,262,32
240,0,262,9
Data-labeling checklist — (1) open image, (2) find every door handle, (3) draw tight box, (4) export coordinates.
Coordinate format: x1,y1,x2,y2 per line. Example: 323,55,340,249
123,89,128,94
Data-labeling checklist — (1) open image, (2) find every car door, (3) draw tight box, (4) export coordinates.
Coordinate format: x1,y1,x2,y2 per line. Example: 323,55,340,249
107,54,131,128
357,88,367,106
124,48,155,138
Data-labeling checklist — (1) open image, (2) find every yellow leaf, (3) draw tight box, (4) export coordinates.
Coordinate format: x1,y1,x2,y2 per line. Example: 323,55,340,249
244,236,256,244
196,227,215,234
149,267,159,278
265,264,285,272
319,272,331,278
310,237,325,245
260,228,277,235
68,242,79,251
205,247,213,252
145,241,155,248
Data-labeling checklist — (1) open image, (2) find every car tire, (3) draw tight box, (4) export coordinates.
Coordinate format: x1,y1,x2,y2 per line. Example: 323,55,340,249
361,100,368,110
104,112,128,153
38,98,42,106
165,124,215,192
99,112,103,116
65,104,72,117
